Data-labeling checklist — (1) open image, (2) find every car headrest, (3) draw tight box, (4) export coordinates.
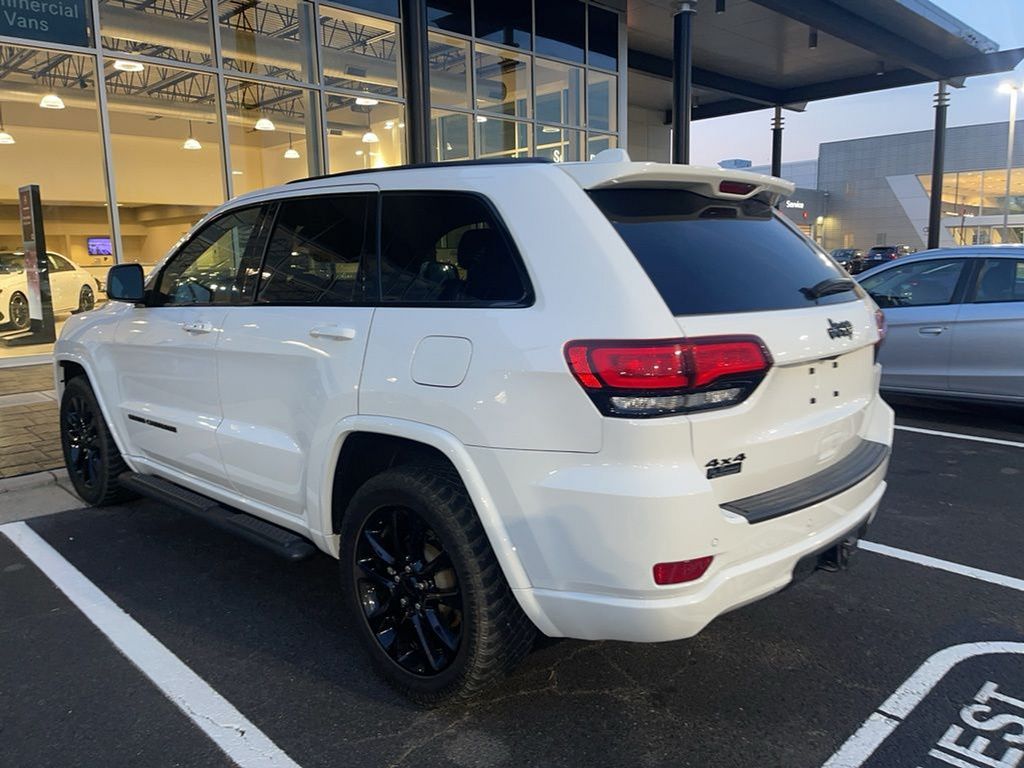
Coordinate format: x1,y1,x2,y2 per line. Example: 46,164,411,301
457,228,497,270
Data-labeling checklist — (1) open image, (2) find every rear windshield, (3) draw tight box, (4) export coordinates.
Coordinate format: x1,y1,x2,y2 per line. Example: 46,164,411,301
589,188,857,315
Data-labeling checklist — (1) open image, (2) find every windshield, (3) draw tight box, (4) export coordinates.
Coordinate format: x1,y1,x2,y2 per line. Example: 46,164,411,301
0,253,25,275
588,188,858,315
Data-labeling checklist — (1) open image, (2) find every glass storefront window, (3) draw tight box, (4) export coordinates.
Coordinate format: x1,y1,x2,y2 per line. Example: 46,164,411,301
535,125,582,163
476,118,530,159
588,5,619,71
427,0,470,36
0,45,110,358
475,44,530,119
536,0,585,64
105,60,224,267
99,0,213,66
534,58,583,127
325,93,405,173
319,5,401,98
475,0,531,50
428,33,471,110
587,70,617,132
225,78,319,193
587,132,616,160
431,110,472,161
218,0,317,84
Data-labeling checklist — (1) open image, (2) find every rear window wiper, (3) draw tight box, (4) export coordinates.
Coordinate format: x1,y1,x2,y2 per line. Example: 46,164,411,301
801,276,856,300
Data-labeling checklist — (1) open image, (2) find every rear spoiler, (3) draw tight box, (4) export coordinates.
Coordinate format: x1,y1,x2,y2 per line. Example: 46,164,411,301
559,150,795,204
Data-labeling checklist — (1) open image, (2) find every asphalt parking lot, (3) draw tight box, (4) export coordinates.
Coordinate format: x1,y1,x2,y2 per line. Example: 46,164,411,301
2,397,1023,768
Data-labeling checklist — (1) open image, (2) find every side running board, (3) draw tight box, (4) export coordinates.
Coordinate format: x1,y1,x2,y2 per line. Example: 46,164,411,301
118,472,316,561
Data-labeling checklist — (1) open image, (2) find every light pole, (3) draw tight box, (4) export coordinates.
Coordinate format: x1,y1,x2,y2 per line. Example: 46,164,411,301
998,82,1020,241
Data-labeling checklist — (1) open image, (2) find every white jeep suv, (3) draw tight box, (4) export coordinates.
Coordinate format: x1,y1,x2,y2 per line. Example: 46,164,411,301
55,151,893,704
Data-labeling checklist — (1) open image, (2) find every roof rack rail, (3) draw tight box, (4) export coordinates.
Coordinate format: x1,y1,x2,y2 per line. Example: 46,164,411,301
287,156,553,184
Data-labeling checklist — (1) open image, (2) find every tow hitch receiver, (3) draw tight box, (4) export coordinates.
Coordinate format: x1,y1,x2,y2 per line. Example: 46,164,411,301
817,537,857,572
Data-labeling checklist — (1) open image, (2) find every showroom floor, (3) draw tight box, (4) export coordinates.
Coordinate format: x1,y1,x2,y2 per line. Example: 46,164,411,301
0,364,61,479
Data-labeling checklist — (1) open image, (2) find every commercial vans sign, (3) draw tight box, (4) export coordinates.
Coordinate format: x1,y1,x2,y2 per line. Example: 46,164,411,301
0,0,89,47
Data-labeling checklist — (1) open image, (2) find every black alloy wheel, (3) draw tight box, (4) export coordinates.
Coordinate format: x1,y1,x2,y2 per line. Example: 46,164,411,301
62,390,103,493
353,506,463,676
340,466,535,705
9,291,29,330
59,376,134,506
78,284,95,312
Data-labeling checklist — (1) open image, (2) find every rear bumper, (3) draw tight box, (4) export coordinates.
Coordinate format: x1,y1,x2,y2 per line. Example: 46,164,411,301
471,394,895,643
514,467,886,642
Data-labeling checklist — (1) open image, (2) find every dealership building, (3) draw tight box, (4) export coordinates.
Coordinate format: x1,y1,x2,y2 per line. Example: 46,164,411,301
754,119,1024,252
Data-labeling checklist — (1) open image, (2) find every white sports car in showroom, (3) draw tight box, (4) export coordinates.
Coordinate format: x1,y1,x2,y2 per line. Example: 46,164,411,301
0,251,100,331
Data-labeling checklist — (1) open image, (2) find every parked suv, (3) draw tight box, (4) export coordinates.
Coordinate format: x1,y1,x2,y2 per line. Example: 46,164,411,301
55,152,893,704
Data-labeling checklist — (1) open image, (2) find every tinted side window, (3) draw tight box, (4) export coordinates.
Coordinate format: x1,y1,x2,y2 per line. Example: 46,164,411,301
589,188,857,315
859,259,966,307
48,254,75,272
970,259,1024,303
156,206,264,306
379,192,529,305
257,194,373,305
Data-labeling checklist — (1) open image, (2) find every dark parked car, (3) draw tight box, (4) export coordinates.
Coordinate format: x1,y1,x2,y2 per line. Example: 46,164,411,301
862,244,913,271
830,248,864,273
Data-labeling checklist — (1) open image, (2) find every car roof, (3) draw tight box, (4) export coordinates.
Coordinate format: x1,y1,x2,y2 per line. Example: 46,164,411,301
229,149,795,209
856,244,1024,278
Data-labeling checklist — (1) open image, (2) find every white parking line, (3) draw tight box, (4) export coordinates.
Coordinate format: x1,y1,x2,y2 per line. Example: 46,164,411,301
859,540,1024,593
1,521,301,768
823,641,1024,767
895,424,1024,449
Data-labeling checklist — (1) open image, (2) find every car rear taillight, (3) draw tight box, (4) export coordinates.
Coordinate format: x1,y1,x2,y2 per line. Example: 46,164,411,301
564,336,772,417
653,556,714,585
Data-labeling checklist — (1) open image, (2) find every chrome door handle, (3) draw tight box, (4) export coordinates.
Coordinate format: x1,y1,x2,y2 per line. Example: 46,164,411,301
309,325,357,341
182,321,214,334
918,326,945,335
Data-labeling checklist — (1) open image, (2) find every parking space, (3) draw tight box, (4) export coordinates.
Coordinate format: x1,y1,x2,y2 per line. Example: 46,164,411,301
2,398,1022,768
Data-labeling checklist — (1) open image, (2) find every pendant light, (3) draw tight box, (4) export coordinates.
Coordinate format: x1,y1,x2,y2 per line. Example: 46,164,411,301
39,93,65,110
361,110,379,144
113,59,145,73
182,120,201,150
283,134,300,159
0,105,14,145
254,116,276,131
355,95,379,106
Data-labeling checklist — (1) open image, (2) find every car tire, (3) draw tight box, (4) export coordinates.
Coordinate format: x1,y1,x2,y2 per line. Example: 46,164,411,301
339,465,536,706
75,284,95,313
59,376,135,506
8,291,29,330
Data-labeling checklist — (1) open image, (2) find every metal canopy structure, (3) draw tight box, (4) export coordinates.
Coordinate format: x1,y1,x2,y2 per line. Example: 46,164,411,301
625,0,1024,247
627,0,1024,121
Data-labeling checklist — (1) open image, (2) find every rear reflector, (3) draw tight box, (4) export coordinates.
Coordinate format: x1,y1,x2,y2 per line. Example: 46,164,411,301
653,556,714,585
565,336,771,417
719,180,757,196
874,307,887,347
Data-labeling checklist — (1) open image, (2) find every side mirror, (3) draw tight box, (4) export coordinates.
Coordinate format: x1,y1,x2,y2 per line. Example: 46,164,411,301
107,263,146,304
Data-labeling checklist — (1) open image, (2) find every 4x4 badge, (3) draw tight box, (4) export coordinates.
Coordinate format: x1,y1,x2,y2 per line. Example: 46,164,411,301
827,319,854,339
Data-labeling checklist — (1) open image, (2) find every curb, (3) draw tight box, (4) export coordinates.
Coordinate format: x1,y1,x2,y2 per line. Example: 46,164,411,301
0,468,69,493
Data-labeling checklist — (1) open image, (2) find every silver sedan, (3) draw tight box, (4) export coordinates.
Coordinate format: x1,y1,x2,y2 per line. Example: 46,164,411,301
856,245,1024,404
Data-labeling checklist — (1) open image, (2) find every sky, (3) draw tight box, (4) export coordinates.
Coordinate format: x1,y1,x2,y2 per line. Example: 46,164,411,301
688,0,1024,167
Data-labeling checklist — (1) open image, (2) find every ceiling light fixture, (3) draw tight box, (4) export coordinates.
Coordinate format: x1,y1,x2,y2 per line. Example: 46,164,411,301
384,120,394,129
113,59,145,73
284,134,300,159
355,149,364,156
0,104,14,145
39,93,65,110
182,120,201,150
541,125,560,134
362,129,380,143
254,116,275,131
475,115,488,123
355,95,379,106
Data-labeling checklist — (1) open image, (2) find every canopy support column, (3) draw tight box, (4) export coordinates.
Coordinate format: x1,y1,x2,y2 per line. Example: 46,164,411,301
927,82,949,249
672,1,697,164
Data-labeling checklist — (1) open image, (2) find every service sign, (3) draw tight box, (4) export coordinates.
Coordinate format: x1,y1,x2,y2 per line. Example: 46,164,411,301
0,0,90,47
